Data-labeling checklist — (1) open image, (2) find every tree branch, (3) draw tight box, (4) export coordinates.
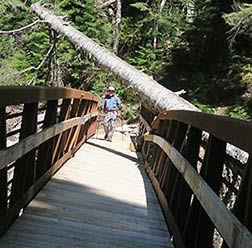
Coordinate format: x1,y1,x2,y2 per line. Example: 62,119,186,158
0,20,47,35
100,0,116,8
1,42,55,83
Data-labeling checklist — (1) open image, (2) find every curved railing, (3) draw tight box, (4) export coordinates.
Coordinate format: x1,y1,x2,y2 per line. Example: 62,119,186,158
0,86,99,236
140,107,252,248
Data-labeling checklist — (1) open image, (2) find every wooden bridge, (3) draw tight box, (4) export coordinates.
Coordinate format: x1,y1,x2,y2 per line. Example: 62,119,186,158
0,86,252,248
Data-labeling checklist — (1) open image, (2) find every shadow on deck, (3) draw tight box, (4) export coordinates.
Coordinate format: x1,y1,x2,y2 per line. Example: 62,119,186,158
1,134,172,248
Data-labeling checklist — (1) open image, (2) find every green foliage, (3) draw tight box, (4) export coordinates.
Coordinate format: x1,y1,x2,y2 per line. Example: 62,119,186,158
89,69,135,105
0,0,112,87
0,51,33,85
0,0,251,119
191,100,214,114
0,1,38,85
121,105,138,120
127,44,163,74
90,70,110,96
121,1,187,77
58,0,112,45
241,63,252,85
130,2,150,12
228,105,248,120
223,3,252,30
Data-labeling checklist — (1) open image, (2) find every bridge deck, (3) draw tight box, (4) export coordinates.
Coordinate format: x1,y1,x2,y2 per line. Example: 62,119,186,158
1,126,172,248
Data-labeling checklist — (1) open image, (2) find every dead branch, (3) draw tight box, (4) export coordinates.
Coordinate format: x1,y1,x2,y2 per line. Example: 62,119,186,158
1,42,55,83
0,20,47,35
100,0,116,8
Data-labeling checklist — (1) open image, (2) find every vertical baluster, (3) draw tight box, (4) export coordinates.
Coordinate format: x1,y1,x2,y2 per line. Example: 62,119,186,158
155,120,170,181
0,107,7,217
10,102,38,206
64,99,80,153
175,127,202,232
87,101,95,139
77,100,89,145
69,99,86,151
168,122,189,212
90,101,98,137
232,155,252,231
36,100,58,180
164,122,188,202
151,121,165,174
160,120,178,189
83,101,92,142
52,99,71,164
185,135,226,247
221,155,252,248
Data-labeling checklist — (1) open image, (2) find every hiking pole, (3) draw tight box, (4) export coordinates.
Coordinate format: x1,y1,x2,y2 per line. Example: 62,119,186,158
120,114,124,141
95,114,101,139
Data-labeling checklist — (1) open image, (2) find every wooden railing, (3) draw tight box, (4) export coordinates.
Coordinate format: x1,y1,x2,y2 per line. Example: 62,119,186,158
0,86,99,236
140,106,252,248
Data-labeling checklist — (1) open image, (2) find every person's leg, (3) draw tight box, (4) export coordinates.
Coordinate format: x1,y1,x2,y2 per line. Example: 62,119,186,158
103,113,110,140
107,112,117,142
107,122,113,141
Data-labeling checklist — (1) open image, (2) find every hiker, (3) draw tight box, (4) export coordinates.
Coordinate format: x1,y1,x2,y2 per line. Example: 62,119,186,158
101,86,121,142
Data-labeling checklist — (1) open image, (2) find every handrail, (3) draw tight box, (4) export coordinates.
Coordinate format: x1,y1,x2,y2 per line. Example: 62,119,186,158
145,134,252,248
152,110,252,154
139,107,252,248
0,112,98,170
0,86,99,236
0,86,99,107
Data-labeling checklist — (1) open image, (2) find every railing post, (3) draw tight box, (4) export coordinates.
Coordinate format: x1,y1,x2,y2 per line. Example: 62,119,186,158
10,102,38,206
175,127,202,234
64,99,80,153
232,155,252,231
154,121,170,181
90,101,98,137
82,101,93,142
159,120,178,189
164,122,188,203
149,120,166,173
52,99,71,164
0,107,7,217
184,135,226,247
36,100,58,180
76,99,89,145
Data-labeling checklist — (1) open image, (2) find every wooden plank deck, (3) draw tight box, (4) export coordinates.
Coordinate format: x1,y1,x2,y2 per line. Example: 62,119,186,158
1,126,173,248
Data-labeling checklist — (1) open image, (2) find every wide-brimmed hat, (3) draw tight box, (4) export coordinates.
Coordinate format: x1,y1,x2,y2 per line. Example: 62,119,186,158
108,86,115,91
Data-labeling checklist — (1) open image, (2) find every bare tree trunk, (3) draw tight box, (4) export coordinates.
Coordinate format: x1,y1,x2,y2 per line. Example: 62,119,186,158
113,0,121,54
153,0,167,49
31,2,198,113
100,0,116,8
47,29,64,87
186,0,195,23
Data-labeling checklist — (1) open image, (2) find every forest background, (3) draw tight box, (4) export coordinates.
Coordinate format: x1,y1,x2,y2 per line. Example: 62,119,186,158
0,0,251,119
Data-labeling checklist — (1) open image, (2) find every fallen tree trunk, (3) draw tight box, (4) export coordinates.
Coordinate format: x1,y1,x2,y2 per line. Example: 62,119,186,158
31,2,198,113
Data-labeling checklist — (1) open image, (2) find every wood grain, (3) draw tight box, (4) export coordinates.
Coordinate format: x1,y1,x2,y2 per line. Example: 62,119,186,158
1,132,173,248
0,112,98,170
144,134,252,248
